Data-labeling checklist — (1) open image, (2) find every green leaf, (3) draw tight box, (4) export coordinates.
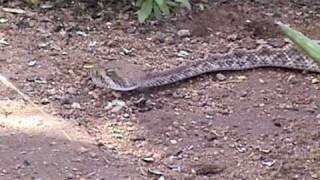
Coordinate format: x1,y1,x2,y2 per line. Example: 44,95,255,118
277,21,320,62
137,0,154,23
154,0,165,6
175,0,191,9
167,0,178,7
155,0,170,14
136,0,144,7
153,3,162,19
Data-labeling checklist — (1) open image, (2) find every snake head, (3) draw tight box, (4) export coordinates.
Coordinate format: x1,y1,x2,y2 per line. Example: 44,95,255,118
89,66,116,88
89,65,138,91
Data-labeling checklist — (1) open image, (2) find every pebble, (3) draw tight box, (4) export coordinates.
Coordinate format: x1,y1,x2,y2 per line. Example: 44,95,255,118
28,60,37,66
216,73,227,81
49,141,57,146
170,139,178,145
177,29,191,37
237,75,247,80
142,157,155,163
78,147,88,154
316,114,320,119
205,115,213,119
38,42,49,48
259,79,265,84
40,98,50,105
123,113,130,118
239,91,248,97
311,78,319,84
71,102,81,109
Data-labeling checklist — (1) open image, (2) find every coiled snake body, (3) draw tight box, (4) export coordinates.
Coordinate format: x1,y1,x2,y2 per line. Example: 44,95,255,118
89,45,320,91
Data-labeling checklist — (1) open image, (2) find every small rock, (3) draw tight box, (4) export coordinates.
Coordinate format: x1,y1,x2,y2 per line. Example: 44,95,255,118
177,29,191,37
259,79,265,84
216,73,226,81
49,141,57,146
40,98,50,105
148,169,163,176
76,31,87,37
170,139,177,145
205,115,213,119
71,167,78,171
38,42,49,48
71,102,81,109
237,75,247,80
142,157,155,163
28,60,37,66
120,48,131,55
123,113,130,118
239,91,248,97
206,134,218,141
311,78,319,84
316,114,320,119
177,50,190,57
0,18,8,23
78,147,88,154
260,159,275,167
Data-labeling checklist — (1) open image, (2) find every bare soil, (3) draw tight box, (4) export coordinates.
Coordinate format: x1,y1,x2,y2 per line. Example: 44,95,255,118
0,0,320,179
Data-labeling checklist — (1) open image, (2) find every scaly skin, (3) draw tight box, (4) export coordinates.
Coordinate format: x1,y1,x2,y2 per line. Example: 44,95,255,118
89,45,320,91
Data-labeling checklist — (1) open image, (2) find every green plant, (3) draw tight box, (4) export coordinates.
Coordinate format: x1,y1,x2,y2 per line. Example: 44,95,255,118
277,21,320,62
136,0,191,23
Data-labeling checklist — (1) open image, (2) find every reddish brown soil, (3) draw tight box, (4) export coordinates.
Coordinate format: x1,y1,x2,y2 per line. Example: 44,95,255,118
0,0,320,179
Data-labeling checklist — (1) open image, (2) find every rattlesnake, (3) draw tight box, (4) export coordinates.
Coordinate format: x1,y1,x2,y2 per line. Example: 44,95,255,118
89,43,320,91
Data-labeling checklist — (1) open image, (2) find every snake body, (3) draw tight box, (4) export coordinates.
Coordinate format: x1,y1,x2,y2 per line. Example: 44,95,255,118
89,45,320,91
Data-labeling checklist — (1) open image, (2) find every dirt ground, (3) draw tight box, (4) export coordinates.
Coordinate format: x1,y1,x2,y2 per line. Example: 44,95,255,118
1,0,320,179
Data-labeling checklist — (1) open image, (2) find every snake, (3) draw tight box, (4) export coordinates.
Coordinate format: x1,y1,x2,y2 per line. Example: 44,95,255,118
89,44,320,91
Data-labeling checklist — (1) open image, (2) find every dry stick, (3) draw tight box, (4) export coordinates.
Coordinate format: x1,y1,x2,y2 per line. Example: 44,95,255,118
0,73,72,141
